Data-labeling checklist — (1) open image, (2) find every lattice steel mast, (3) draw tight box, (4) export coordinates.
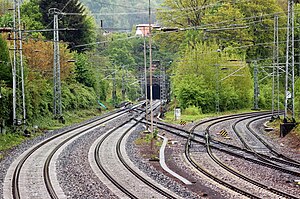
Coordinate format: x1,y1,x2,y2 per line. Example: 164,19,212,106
12,0,26,127
284,0,295,122
49,8,62,118
253,61,259,110
160,63,166,102
272,15,280,119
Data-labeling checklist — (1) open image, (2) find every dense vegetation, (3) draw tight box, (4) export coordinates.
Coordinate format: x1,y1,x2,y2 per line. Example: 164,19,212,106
0,0,299,136
155,0,300,117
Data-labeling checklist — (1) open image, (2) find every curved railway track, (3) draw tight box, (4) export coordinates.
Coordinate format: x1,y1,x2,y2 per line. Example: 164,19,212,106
141,111,300,176
93,116,179,199
5,103,143,199
245,115,300,166
186,112,299,198
150,114,300,176
140,111,299,198
231,114,300,175
3,105,299,199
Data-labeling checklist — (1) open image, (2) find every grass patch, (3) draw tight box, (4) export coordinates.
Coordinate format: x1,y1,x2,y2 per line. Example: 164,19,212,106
0,132,28,161
0,133,25,151
163,108,266,124
263,116,300,137
34,108,102,130
134,132,162,147
0,107,105,161
267,118,281,129
135,133,153,145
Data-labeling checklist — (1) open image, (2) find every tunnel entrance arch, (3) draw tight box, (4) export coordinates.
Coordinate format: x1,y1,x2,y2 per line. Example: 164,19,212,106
147,84,160,100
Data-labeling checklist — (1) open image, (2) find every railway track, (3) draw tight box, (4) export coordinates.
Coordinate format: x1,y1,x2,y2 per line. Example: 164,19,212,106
91,114,180,199
2,105,299,199
140,111,299,198
230,114,300,175
4,103,143,199
150,115,300,176
245,115,300,167
4,100,182,199
187,111,299,198
199,112,300,176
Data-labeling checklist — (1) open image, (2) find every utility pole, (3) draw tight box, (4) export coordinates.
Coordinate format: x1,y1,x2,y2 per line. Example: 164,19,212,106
143,28,148,99
148,0,153,133
143,26,148,127
272,15,280,119
284,0,295,122
12,0,26,129
215,49,221,114
112,67,117,106
139,66,143,97
122,66,125,101
159,62,167,118
253,61,259,110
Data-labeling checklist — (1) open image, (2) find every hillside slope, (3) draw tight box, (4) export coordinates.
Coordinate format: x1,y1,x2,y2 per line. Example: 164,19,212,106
80,0,162,31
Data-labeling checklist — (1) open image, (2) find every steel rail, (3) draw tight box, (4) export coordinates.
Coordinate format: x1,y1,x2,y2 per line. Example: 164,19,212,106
245,116,300,166
139,111,274,198
143,114,300,176
147,117,300,175
94,117,177,198
185,132,260,199
43,109,134,199
11,105,135,199
94,120,137,198
116,119,177,199
231,114,300,174
202,113,299,198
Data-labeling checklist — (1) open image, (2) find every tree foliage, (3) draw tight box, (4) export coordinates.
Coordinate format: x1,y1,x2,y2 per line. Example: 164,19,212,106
22,38,75,81
0,13,12,27
105,33,136,67
38,0,96,52
21,0,44,35
0,35,11,85
235,0,285,59
172,41,252,113
0,0,12,16
157,0,285,58
74,53,95,88
202,3,251,51
157,0,215,27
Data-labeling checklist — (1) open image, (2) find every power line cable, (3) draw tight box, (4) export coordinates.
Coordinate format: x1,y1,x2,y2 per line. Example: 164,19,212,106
97,1,148,11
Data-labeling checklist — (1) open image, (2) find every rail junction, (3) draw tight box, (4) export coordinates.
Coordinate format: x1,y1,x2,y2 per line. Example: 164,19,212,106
1,101,300,199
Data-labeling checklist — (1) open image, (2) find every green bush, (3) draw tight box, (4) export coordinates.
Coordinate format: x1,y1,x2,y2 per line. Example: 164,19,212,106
0,84,12,125
23,79,98,125
62,82,97,110
183,106,202,115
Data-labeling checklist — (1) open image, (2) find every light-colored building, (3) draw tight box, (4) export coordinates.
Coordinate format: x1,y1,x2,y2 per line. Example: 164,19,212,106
135,24,160,36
